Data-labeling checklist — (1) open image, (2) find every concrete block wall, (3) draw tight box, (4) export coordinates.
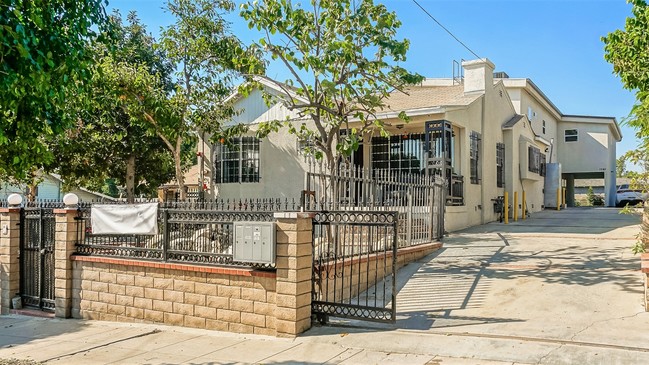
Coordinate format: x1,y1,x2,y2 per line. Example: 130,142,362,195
70,258,278,336
0,208,20,314
63,212,314,337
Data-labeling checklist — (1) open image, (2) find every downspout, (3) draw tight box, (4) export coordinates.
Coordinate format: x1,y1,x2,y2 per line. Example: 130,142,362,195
480,95,486,224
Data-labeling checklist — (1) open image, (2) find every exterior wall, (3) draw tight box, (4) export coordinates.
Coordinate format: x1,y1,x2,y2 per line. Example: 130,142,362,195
71,258,278,335
202,88,307,200
558,122,611,174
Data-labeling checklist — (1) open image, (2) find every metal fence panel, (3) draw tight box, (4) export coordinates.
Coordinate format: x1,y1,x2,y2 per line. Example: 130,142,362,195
311,211,398,323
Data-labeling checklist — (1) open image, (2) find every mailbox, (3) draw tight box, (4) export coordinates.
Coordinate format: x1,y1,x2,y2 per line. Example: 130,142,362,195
233,222,276,265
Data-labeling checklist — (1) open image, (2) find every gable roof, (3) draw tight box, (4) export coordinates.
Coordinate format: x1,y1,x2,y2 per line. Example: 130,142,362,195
382,84,481,112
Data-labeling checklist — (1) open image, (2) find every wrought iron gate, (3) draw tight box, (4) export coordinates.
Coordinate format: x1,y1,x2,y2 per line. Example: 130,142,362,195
20,204,59,311
311,211,398,323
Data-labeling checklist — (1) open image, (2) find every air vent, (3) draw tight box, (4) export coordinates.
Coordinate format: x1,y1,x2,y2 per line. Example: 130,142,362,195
494,71,509,79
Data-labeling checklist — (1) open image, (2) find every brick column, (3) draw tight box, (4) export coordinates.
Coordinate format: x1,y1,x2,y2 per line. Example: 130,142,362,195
274,212,313,337
54,208,78,318
0,207,21,314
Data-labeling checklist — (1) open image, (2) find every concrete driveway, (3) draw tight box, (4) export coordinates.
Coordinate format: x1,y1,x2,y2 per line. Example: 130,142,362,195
308,207,649,364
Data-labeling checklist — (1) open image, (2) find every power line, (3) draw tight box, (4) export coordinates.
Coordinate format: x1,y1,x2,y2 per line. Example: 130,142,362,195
411,0,481,60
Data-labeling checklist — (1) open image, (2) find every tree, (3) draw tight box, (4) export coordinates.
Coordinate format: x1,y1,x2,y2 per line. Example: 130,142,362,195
48,11,179,202
617,155,628,177
238,0,424,168
111,0,262,200
603,1,649,252
0,0,109,180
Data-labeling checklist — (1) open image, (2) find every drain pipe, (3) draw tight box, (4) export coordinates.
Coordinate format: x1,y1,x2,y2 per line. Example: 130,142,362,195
480,95,486,224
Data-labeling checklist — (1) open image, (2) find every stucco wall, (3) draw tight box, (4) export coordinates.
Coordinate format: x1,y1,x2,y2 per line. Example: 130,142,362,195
558,122,611,174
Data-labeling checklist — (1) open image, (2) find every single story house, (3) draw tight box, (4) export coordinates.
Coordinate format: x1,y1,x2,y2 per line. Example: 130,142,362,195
0,173,115,202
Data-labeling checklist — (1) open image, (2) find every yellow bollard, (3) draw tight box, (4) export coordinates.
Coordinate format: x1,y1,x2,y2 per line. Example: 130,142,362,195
522,191,526,220
504,192,509,224
556,188,561,211
562,187,567,208
514,192,518,221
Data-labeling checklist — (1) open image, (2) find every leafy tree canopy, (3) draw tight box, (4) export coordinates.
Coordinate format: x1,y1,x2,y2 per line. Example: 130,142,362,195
49,11,181,201
0,0,110,180
238,0,423,166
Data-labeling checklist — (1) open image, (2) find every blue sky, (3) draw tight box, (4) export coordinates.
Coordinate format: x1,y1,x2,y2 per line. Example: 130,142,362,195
107,0,638,160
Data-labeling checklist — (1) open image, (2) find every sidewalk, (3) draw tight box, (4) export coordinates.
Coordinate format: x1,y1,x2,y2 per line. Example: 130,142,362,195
0,315,518,364
1,207,647,364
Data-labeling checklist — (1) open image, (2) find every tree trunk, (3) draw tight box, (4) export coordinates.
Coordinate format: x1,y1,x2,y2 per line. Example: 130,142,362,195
174,151,186,201
26,171,38,202
125,154,136,203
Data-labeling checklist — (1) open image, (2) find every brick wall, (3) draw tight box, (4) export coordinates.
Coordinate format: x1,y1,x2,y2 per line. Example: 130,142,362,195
71,257,278,336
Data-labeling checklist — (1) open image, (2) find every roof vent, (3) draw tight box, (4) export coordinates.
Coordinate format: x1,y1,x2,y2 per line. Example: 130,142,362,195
494,71,509,79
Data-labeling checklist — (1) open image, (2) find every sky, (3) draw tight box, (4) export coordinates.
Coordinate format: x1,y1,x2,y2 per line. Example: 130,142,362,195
107,0,639,161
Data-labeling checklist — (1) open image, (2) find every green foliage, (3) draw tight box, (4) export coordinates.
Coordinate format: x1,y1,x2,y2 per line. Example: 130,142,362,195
105,0,262,200
238,0,424,166
0,0,110,180
617,155,628,177
48,11,177,200
586,186,605,206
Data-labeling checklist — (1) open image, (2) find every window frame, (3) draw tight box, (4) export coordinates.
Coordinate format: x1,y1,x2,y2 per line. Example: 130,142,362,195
469,131,481,184
214,137,261,184
564,129,578,142
496,142,505,188
528,145,541,174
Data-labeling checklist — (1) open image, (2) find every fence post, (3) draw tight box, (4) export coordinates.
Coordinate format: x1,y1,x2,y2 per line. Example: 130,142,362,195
0,205,21,314
162,208,169,261
406,186,413,247
274,212,313,337
53,206,79,318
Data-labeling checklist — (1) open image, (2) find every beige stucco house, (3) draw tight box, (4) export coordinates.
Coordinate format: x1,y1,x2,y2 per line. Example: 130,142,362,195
194,59,621,232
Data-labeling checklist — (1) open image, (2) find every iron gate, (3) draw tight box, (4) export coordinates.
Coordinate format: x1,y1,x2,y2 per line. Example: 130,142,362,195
311,211,398,323
19,204,60,311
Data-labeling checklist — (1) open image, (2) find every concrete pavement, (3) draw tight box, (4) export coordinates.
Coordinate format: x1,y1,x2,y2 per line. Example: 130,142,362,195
0,207,647,364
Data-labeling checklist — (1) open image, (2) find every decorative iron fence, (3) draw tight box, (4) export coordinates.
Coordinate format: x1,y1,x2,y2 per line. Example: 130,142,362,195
303,164,445,245
75,202,276,269
20,201,65,311
311,211,398,323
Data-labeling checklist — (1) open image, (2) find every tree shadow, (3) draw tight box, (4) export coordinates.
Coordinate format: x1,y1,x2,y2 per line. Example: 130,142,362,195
307,207,643,334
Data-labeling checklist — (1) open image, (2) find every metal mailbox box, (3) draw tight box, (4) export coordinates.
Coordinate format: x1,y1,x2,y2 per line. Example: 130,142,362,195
233,222,276,265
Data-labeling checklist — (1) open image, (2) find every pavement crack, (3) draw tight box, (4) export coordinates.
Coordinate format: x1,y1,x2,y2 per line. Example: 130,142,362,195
569,311,644,342
41,329,161,363
536,343,563,365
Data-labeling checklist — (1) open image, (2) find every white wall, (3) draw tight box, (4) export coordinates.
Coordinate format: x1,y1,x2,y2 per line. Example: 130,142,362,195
557,122,611,174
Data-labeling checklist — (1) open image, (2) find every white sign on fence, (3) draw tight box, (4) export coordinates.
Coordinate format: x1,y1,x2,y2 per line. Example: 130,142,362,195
91,203,158,235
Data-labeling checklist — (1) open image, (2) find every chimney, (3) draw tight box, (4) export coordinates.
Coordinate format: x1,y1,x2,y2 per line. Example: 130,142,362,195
461,58,495,94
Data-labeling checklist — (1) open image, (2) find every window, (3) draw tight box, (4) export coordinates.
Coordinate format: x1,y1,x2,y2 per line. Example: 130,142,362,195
470,131,481,184
565,129,578,142
540,153,547,177
528,145,541,174
542,120,546,134
371,134,426,174
527,106,534,121
214,137,260,183
496,143,505,188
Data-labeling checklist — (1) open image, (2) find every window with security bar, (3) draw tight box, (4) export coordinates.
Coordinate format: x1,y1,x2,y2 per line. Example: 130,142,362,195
470,131,481,184
528,145,541,174
214,137,260,183
496,142,505,188
540,153,547,177
371,134,426,174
